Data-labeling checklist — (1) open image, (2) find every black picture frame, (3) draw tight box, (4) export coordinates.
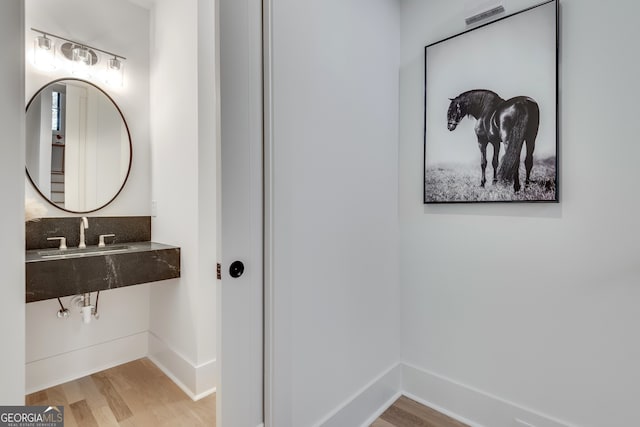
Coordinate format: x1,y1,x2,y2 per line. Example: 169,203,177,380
423,0,558,204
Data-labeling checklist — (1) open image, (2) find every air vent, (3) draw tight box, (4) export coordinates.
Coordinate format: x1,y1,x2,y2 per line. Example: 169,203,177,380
465,5,505,26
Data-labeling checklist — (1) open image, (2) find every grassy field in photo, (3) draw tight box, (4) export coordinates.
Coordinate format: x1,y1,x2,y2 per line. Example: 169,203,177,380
425,156,557,203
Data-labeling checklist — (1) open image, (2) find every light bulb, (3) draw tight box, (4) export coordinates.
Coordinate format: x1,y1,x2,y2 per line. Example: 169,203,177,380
105,57,124,87
33,35,56,71
72,46,93,78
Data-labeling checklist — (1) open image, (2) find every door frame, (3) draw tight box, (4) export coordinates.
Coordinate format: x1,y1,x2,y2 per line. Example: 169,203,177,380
217,0,272,425
216,0,282,424
262,0,275,424
262,0,293,425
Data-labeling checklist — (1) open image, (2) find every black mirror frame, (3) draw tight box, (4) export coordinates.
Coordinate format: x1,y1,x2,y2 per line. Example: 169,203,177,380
25,78,133,214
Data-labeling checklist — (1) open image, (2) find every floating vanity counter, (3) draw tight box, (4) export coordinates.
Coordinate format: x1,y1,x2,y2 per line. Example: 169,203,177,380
26,217,179,303
26,241,180,303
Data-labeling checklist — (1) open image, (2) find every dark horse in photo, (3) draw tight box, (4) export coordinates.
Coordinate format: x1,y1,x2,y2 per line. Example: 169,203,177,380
447,89,539,192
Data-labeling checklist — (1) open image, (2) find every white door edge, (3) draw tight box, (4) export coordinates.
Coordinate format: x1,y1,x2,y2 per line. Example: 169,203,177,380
262,0,275,425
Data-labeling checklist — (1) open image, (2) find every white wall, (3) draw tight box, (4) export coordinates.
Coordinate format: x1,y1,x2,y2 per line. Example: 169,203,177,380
400,1,640,426
269,0,401,425
25,286,150,393
196,0,219,376
0,0,26,405
149,0,217,398
24,0,152,393
25,0,151,216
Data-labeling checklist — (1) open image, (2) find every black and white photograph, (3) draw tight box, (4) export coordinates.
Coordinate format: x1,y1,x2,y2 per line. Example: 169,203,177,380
424,0,558,203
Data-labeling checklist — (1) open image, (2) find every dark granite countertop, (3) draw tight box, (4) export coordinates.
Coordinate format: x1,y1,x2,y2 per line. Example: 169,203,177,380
26,241,181,303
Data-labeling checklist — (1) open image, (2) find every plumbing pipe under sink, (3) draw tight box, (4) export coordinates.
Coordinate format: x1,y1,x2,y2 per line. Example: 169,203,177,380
71,292,98,324
81,292,93,324
81,305,93,324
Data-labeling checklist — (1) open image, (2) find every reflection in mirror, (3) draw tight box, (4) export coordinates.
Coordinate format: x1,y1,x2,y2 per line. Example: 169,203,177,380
26,79,132,213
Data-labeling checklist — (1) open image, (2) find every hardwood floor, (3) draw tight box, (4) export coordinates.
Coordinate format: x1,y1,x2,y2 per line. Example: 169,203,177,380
372,396,469,427
27,360,463,427
25,358,216,427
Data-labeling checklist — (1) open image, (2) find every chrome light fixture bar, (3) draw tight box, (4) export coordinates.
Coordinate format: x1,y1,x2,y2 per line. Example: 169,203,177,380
465,5,505,26
31,28,127,86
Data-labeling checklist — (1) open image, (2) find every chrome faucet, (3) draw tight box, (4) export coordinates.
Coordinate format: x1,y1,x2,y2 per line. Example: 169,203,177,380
79,217,89,249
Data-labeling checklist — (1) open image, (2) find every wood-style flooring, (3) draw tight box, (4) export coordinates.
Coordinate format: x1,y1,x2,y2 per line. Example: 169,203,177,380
27,359,465,427
26,358,215,426
372,396,469,427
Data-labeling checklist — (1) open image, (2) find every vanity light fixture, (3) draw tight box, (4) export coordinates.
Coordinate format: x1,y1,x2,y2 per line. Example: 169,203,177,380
33,34,56,71
71,45,95,78
105,56,124,87
31,28,127,87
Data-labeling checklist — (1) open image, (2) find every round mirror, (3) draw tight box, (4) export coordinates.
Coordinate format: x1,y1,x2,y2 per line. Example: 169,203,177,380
26,78,132,213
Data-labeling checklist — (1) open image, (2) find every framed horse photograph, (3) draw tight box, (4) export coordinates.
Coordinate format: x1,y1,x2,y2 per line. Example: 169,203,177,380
424,0,558,203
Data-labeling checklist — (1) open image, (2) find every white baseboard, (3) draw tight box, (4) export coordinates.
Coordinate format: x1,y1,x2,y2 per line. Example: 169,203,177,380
25,332,148,395
27,343,577,427
315,363,402,427
147,331,216,401
360,390,403,427
402,363,577,427
311,362,578,427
